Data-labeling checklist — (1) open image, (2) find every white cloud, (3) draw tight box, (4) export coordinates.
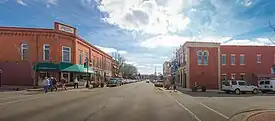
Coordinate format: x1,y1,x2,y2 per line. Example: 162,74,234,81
45,0,57,7
98,0,191,34
139,35,232,48
17,0,27,6
95,45,128,55
47,0,57,5
222,38,275,46
139,35,188,48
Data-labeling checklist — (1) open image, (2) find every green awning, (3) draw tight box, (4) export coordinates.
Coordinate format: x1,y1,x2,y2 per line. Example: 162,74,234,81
33,62,59,71
59,62,94,73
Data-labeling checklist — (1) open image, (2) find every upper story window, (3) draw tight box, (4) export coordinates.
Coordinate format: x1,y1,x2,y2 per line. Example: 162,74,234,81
85,52,89,62
78,49,83,64
62,46,71,63
257,54,261,63
231,54,236,65
203,51,209,65
240,54,245,65
43,44,50,61
21,43,28,60
197,50,202,65
221,54,226,65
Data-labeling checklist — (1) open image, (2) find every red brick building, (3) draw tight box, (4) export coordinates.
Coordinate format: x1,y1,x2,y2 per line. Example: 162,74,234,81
176,42,275,89
0,22,113,87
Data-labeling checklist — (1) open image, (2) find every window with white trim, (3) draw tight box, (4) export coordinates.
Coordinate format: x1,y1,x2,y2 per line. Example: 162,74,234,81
197,50,202,65
62,46,71,62
240,73,245,80
231,54,236,65
221,54,226,65
231,73,236,80
21,43,28,60
79,49,83,64
43,44,50,61
257,54,261,63
222,73,227,80
85,52,89,62
203,51,209,65
240,54,245,65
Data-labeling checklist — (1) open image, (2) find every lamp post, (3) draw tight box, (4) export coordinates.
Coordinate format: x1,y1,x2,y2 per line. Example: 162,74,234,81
84,57,89,88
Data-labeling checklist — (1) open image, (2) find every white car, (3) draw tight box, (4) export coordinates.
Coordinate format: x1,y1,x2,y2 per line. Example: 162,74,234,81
258,79,275,93
222,80,258,94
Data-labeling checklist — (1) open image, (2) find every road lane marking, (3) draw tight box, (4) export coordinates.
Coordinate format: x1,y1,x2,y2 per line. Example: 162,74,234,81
175,90,229,120
164,92,202,121
199,102,229,119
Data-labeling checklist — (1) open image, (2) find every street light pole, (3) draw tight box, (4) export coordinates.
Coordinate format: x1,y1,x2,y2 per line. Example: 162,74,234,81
85,57,89,88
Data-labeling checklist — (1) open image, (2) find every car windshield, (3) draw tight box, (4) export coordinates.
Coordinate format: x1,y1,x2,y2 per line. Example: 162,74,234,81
2,1,275,121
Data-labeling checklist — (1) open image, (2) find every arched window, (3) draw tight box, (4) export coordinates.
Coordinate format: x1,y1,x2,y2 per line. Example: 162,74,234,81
197,50,202,65
203,51,209,65
20,43,28,60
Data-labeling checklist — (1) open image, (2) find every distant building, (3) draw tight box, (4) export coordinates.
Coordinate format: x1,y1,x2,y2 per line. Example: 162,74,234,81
176,42,275,89
163,61,171,77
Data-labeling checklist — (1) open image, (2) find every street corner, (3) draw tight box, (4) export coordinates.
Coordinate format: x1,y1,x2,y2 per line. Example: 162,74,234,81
228,110,275,121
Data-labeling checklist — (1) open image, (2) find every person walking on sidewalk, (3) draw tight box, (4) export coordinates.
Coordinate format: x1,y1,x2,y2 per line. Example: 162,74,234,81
73,77,79,89
43,77,50,93
51,77,58,91
61,77,68,91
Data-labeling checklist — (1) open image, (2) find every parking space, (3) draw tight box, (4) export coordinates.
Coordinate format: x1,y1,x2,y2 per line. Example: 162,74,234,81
161,87,275,121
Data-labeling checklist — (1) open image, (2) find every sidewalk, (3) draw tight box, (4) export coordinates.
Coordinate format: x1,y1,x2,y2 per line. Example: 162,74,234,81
246,111,275,121
27,86,87,91
176,86,223,93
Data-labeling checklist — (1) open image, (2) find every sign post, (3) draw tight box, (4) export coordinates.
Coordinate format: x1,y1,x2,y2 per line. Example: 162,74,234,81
84,57,89,88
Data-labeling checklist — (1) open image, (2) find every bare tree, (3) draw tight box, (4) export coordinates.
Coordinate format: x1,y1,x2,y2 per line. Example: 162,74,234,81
268,20,275,44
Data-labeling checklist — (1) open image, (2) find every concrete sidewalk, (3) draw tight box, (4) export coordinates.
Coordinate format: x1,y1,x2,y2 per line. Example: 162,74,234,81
176,86,223,93
27,86,87,91
246,111,275,121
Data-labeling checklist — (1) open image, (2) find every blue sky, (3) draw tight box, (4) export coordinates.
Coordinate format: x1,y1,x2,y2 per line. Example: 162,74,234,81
1,0,275,74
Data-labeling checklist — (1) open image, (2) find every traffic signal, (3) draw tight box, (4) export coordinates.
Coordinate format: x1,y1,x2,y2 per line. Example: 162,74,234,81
84,62,88,68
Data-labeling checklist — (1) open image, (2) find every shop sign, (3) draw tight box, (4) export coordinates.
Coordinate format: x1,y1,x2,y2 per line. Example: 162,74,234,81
58,24,74,34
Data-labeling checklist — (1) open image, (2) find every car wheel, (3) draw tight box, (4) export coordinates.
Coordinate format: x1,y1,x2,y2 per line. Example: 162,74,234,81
252,89,258,94
234,89,240,95
262,90,266,93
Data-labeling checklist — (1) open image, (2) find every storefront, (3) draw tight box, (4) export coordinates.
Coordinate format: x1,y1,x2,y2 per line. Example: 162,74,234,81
34,62,94,86
34,62,59,86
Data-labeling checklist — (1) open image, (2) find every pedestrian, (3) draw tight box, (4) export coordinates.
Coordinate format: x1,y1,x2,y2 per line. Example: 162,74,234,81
51,77,58,91
43,77,49,93
49,77,53,92
73,77,79,89
61,77,68,91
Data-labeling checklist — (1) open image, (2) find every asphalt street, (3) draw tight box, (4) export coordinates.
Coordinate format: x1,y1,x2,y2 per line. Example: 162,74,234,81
0,82,275,121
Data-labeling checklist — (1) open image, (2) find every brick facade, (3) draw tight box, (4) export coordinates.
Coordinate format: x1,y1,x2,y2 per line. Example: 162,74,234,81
177,42,275,89
0,22,112,86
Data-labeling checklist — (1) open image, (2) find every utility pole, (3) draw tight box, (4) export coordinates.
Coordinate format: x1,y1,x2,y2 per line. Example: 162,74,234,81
84,57,89,88
154,66,157,80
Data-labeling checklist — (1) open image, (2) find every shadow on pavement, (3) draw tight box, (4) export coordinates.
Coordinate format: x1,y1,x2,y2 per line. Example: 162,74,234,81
178,90,275,97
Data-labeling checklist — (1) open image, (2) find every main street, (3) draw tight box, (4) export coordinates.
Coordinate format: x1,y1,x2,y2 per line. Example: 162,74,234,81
1,81,275,121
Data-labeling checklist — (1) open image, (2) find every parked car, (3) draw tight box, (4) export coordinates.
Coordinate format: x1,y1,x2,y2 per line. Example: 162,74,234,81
146,80,150,83
221,80,258,94
154,80,164,87
106,78,122,87
258,79,275,93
